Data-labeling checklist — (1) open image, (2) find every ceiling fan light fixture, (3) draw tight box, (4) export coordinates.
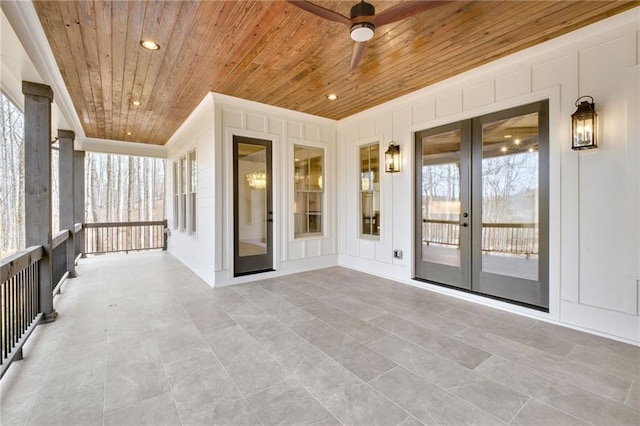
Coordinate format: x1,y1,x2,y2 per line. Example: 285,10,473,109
350,23,374,42
326,93,338,101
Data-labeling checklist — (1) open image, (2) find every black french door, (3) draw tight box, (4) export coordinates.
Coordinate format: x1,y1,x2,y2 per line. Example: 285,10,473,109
415,101,549,310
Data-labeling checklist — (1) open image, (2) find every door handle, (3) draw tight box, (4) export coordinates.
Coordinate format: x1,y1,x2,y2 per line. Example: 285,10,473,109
267,211,273,223
462,222,469,227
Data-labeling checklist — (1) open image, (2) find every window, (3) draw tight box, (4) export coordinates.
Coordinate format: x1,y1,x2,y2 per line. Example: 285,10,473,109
173,161,179,229
188,149,197,234
0,91,25,258
294,145,323,237
360,143,380,237
180,155,187,231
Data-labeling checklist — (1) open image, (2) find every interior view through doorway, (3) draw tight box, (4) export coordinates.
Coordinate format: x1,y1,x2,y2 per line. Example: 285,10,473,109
415,101,549,309
233,136,274,277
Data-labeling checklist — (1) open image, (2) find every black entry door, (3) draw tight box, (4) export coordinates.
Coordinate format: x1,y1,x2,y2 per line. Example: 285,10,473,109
233,136,273,276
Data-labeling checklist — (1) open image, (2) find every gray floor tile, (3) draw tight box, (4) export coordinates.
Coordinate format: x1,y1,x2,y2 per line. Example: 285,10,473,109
371,314,491,369
176,393,260,426
566,344,640,382
368,334,481,388
202,324,257,367
446,378,530,422
474,355,579,399
291,319,396,382
247,378,340,425
3,254,639,426
455,327,633,402
104,360,171,412
104,391,182,426
542,390,640,425
301,301,388,344
222,340,292,396
626,382,640,410
318,381,410,426
370,366,503,425
510,399,587,425
272,341,362,395
182,298,237,333
441,308,576,357
319,294,387,321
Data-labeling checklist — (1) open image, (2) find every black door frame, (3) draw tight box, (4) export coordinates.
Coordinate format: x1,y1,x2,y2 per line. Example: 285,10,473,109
233,135,274,277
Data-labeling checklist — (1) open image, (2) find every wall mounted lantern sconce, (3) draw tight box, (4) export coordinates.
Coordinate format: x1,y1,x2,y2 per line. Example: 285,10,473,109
571,96,597,150
385,142,400,173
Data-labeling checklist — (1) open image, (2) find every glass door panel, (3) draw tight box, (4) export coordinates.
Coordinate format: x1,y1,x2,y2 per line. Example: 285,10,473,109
233,136,273,276
473,104,548,308
415,122,470,289
480,113,539,281
416,101,548,310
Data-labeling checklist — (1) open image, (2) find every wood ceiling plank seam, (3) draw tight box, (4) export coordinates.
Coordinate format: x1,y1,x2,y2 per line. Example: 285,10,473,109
117,0,146,141
144,1,225,144
221,4,350,101
134,1,183,144
250,10,352,110
137,0,204,145
94,0,114,139
171,0,267,104
154,0,247,132
109,0,128,143
202,3,291,94
32,2,92,134
125,1,165,143
76,0,107,139
57,1,101,137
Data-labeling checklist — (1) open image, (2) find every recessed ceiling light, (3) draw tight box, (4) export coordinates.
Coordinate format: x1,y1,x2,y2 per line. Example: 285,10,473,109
132,100,141,106
140,39,160,51
514,139,520,145
528,147,535,153
501,146,507,152
504,134,512,138
326,94,338,101
126,131,132,136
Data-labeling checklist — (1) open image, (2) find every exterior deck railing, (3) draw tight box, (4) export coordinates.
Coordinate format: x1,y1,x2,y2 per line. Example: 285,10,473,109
422,219,538,256
1,246,43,379
83,220,168,255
52,229,70,294
1,220,168,379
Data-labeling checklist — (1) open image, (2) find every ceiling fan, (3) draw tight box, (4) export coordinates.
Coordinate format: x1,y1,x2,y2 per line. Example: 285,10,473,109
288,0,448,71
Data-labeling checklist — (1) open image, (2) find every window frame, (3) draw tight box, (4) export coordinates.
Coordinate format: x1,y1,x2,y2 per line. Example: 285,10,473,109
187,149,197,236
293,144,325,239
173,160,179,229
359,142,381,239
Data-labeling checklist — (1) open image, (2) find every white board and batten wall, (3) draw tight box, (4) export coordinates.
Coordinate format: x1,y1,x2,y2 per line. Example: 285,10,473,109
165,93,338,288
338,8,640,344
166,8,639,344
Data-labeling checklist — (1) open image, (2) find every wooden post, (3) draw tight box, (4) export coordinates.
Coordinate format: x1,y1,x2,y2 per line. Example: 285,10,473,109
74,150,86,257
58,130,76,278
22,81,56,322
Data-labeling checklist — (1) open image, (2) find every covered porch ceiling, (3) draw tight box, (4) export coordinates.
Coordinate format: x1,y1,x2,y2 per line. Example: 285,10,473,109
33,0,637,146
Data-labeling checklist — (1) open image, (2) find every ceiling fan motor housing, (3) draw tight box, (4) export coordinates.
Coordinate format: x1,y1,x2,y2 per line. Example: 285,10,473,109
350,1,375,19
350,1,375,42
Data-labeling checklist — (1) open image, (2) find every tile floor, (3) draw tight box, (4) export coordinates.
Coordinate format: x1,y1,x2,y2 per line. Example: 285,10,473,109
1,251,639,426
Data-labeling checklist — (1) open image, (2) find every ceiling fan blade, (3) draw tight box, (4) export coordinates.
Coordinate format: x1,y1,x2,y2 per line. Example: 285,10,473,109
287,1,351,26
350,41,368,71
373,1,449,27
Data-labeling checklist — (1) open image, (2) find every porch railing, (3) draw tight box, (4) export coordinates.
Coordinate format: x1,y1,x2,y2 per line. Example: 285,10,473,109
83,220,168,255
1,220,168,379
1,246,43,379
422,219,538,256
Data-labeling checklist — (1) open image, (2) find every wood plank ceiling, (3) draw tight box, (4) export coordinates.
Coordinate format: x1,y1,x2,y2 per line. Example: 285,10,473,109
33,0,637,145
